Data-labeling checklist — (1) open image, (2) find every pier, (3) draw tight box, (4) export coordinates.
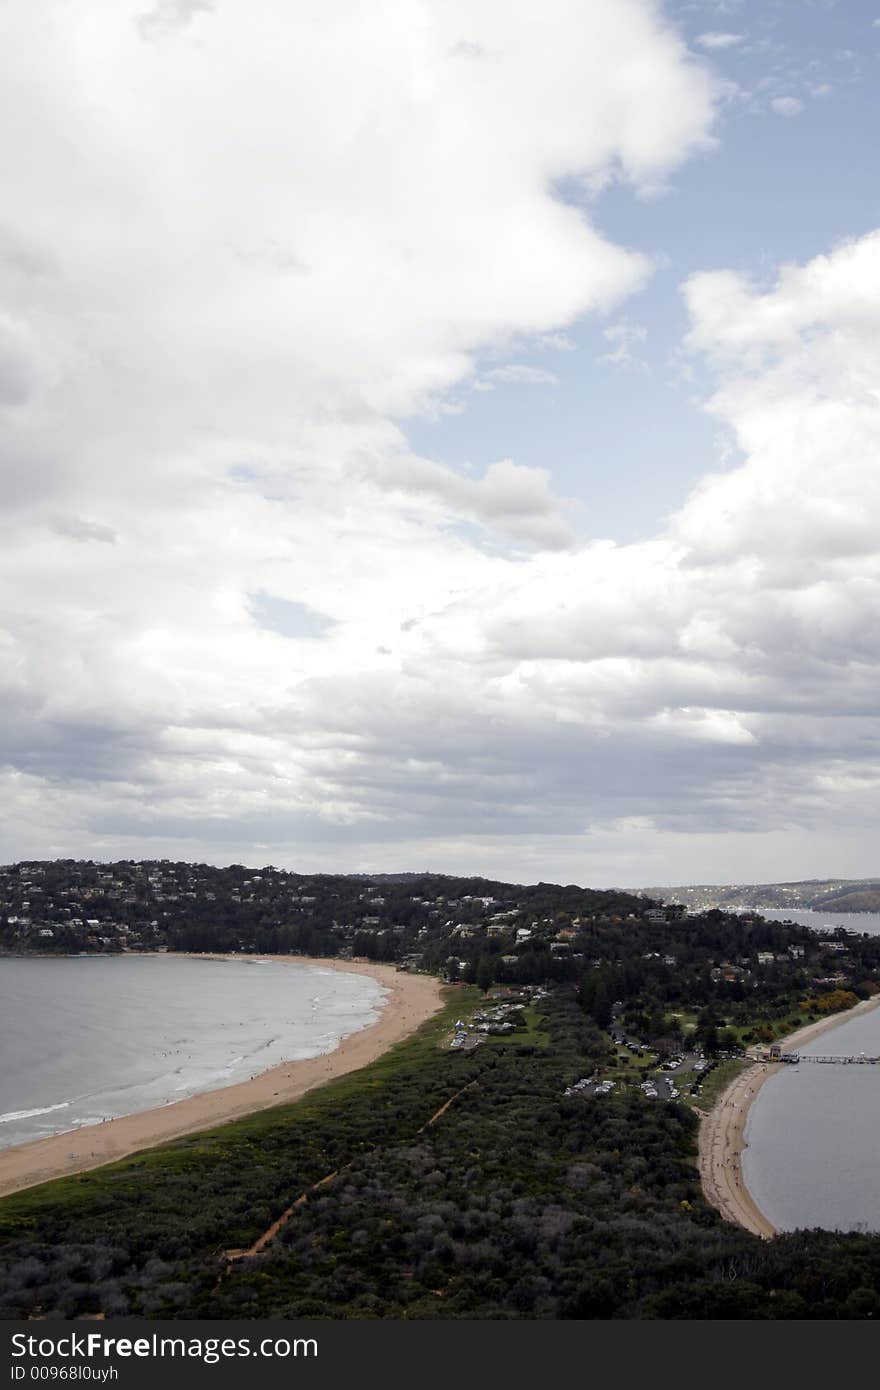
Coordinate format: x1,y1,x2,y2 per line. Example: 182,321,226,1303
795,1053,880,1065
758,1047,880,1066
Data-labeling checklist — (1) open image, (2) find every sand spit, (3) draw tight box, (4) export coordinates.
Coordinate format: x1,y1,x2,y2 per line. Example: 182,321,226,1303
698,992,880,1237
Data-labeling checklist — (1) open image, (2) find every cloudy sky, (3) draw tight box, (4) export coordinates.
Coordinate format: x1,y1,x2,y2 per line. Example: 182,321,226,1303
2,0,880,886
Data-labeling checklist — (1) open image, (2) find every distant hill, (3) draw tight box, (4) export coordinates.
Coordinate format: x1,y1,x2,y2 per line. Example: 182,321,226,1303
635,878,880,914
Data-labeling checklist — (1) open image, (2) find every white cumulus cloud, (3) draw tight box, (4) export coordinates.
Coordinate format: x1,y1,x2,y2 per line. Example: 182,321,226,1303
771,96,804,118
18,1,868,884
695,32,745,51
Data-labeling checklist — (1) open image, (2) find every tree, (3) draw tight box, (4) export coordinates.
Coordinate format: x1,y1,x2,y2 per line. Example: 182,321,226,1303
475,957,495,994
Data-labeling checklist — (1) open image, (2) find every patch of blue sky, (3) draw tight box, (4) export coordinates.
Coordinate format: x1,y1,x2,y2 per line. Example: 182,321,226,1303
405,0,880,546
249,592,334,639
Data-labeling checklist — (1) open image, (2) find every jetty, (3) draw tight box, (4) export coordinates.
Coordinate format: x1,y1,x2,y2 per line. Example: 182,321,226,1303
796,1053,880,1065
758,1043,880,1066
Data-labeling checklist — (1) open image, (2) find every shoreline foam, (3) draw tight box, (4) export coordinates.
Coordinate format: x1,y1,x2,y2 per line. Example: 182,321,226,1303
698,992,880,1238
0,956,444,1199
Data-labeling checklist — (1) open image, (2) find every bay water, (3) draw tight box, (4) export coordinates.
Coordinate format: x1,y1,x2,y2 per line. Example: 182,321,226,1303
751,906,880,936
742,1002,880,1232
735,908,880,1231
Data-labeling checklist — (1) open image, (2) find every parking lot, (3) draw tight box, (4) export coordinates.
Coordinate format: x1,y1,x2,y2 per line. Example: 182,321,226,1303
563,1034,720,1102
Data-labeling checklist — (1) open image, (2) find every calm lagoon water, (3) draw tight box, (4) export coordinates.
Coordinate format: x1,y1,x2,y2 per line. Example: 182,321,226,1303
742,1003,880,1233
0,956,385,1150
751,907,880,936
741,908,880,1231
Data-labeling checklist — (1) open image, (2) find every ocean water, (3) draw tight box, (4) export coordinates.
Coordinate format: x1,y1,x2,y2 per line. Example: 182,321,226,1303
741,1004,880,1233
0,956,386,1151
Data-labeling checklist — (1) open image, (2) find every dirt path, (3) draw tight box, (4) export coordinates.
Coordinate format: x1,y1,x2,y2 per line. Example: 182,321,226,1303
223,1170,340,1265
416,1080,476,1133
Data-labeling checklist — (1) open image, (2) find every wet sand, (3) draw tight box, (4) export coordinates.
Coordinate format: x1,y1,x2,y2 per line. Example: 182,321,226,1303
0,957,444,1199
698,992,880,1237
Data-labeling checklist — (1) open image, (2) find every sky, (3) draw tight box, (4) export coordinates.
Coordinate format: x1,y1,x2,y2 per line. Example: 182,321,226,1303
2,0,880,887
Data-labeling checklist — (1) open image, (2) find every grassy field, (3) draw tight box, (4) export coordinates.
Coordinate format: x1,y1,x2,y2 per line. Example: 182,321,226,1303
668,1011,698,1034
483,1002,550,1049
609,1045,658,1075
686,1057,749,1112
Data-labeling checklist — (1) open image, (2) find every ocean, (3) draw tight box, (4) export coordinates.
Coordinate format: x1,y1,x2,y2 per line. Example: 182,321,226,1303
0,955,385,1151
742,1003,880,1233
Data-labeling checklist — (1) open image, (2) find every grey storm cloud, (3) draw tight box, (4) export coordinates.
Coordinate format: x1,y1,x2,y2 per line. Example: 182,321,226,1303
52,517,118,545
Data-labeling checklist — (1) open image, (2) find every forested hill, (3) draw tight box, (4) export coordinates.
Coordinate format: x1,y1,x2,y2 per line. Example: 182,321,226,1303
0,859,646,973
637,878,880,915
5,857,880,1028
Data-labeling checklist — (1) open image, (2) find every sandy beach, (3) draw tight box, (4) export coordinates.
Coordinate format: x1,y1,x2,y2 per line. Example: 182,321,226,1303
698,992,880,1238
0,956,444,1200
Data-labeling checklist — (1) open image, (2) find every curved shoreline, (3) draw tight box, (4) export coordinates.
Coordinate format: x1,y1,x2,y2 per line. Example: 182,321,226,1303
698,992,880,1238
0,956,444,1200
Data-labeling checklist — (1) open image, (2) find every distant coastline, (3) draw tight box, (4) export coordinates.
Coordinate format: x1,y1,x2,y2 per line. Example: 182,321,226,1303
698,992,880,1238
0,956,444,1199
